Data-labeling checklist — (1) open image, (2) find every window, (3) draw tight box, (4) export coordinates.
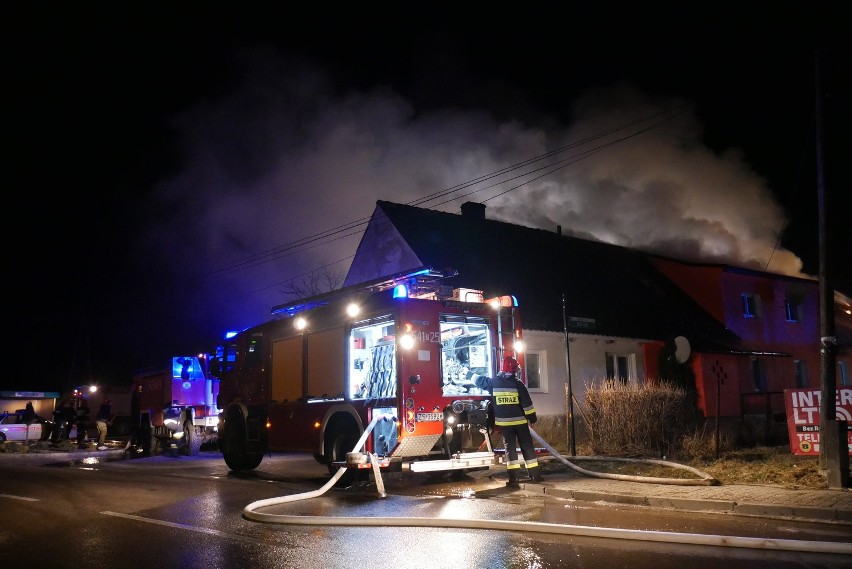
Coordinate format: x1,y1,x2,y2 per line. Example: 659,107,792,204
785,298,802,323
349,316,395,399
524,351,547,392
794,359,808,388
246,333,264,366
751,357,767,391
839,361,851,387
605,352,635,384
742,293,761,318
439,315,492,396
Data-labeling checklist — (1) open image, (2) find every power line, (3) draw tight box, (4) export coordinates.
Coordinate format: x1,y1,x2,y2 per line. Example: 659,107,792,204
210,107,689,285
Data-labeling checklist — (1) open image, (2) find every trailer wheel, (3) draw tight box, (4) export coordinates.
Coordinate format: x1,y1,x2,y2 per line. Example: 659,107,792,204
183,422,202,456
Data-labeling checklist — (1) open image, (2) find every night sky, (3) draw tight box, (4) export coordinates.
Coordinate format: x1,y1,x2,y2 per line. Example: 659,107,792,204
5,3,850,393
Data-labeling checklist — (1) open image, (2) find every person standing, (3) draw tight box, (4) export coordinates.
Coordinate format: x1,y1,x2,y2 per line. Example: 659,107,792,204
51,400,67,444
466,355,542,487
23,401,36,424
95,399,112,450
125,384,143,451
23,401,37,444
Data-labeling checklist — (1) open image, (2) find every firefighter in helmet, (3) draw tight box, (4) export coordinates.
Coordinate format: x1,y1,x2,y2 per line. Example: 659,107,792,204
464,355,542,486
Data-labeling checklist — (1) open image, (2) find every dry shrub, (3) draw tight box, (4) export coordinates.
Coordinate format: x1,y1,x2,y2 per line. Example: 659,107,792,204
678,424,735,461
577,379,699,458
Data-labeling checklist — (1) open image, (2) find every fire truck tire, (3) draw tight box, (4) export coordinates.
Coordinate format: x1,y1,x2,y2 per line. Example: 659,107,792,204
325,431,360,485
183,422,202,456
221,412,263,471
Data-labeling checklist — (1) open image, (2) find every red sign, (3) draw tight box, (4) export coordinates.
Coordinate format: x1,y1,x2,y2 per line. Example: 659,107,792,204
783,388,852,456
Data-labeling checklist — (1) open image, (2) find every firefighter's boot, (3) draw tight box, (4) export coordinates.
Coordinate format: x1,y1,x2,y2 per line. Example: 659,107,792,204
506,471,521,488
527,467,543,483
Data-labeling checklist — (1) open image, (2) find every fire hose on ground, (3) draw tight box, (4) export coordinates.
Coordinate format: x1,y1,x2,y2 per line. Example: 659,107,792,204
242,418,851,556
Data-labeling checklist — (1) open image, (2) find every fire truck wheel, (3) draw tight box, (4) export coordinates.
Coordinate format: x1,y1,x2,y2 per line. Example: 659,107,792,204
182,422,202,456
325,431,360,486
221,412,263,470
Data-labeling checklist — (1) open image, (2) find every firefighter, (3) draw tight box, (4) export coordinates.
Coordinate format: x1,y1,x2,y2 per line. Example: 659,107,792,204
465,355,542,486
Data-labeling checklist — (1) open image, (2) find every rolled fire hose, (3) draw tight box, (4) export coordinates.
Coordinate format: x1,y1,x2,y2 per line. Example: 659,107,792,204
243,425,850,555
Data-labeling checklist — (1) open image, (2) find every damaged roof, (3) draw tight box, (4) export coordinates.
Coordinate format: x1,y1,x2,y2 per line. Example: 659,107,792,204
370,200,741,350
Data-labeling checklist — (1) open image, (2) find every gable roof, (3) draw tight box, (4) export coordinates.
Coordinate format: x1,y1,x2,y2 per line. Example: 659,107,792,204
345,200,740,350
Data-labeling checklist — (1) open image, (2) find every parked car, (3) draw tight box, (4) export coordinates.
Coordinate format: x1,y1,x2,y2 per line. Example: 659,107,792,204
0,411,53,442
0,411,79,443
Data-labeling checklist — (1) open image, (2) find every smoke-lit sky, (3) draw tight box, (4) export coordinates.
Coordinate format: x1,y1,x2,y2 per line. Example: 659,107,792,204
6,3,850,391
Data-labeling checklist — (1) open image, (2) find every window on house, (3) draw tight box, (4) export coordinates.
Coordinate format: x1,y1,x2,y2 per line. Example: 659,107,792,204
785,298,802,323
742,293,761,318
751,357,767,391
605,352,634,384
524,351,546,392
839,361,851,387
794,359,808,388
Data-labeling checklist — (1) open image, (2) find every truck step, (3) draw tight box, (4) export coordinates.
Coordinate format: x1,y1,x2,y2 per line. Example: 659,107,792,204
407,451,498,473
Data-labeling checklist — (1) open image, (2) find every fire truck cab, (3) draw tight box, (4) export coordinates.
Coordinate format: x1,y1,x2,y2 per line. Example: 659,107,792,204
213,270,524,479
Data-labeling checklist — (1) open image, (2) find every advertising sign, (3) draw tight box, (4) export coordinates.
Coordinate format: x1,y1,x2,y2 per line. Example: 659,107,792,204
783,388,852,456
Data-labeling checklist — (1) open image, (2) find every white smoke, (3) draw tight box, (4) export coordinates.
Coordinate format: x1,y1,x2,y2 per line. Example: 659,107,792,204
142,50,806,345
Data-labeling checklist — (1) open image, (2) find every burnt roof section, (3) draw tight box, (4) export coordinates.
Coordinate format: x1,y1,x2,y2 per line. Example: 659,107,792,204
376,200,740,350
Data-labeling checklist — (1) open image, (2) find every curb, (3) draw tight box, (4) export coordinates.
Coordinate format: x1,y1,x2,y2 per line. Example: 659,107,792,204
526,483,850,524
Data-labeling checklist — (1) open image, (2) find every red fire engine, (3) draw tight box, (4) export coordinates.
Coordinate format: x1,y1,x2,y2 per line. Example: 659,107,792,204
213,269,524,480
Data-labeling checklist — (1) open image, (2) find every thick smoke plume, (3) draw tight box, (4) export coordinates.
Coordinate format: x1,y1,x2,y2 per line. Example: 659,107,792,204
144,52,804,344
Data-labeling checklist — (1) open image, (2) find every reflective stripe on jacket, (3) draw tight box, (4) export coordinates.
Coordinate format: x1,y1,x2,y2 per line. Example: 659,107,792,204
470,370,536,427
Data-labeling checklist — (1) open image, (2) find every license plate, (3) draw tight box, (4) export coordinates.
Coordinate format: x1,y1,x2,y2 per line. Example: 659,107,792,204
416,412,443,422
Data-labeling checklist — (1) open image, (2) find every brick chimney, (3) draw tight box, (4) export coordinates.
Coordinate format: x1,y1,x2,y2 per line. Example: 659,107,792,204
460,201,486,220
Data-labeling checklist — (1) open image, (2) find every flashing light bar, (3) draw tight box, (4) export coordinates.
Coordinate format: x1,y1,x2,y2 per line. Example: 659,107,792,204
486,294,520,308
270,267,452,316
393,284,408,298
271,298,331,317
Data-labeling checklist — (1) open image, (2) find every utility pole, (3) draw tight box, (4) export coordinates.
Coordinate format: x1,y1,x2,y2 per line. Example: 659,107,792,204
562,293,576,456
815,50,849,488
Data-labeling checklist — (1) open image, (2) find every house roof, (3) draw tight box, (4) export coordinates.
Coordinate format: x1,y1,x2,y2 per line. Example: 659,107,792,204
346,200,740,350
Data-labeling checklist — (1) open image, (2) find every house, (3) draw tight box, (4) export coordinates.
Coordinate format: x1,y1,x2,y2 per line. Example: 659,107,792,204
343,200,852,440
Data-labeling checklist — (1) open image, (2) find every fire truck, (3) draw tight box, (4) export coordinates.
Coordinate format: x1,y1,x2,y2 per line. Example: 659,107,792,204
132,355,220,455
212,269,524,480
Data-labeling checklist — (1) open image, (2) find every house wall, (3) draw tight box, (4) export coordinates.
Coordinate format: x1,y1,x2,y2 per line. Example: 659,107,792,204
522,329,648,418
651,260,727,322
720,272,819,350
652,260,830,419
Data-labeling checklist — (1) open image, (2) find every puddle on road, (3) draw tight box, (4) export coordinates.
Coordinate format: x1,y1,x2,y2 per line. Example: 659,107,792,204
42,451,143,467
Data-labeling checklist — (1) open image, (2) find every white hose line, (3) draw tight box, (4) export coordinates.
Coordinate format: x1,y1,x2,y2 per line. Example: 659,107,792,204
245,502,850,555
245,414,388,513
242,423,850,555
530,428,719,486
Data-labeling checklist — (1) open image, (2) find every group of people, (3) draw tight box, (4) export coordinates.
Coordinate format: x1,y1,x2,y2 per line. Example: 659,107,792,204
20,383,144,452
49,399,76,443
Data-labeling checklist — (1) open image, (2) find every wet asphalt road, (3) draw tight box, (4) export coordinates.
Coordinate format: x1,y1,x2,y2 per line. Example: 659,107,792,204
1,450,850,568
